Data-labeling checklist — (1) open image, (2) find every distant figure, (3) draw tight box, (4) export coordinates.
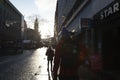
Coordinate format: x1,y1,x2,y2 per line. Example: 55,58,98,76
46,46,54,71
52,28,81,80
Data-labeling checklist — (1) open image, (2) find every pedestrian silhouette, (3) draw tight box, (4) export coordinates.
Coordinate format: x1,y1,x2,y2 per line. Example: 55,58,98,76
52,28,81,80
46,46,54,71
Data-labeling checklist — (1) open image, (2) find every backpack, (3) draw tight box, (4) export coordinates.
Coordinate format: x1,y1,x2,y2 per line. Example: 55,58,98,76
60,40,80,68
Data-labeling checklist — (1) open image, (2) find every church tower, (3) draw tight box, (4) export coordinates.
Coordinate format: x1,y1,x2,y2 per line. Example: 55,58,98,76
34,17,39,32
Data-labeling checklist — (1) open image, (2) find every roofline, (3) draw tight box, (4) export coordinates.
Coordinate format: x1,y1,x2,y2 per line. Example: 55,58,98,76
5,0,23,16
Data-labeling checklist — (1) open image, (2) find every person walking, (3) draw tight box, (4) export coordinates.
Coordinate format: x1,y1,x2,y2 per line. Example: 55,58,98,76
52,28,81,80
46,46,54,71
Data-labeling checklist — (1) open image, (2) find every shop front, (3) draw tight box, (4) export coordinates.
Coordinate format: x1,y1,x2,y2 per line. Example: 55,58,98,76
94,0,120,71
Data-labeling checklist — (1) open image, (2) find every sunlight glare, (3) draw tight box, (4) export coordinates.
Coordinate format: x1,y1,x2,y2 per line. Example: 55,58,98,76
39,22,54,39
35,47,50,80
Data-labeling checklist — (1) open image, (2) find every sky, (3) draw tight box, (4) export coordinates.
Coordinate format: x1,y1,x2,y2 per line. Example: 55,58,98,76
9,0,57,39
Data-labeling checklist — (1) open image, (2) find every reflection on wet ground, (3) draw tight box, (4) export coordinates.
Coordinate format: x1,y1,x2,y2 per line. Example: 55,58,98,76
0,47,53,80
33,47,53,80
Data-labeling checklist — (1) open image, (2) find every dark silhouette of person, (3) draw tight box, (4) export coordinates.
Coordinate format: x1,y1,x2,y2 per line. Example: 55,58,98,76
52,28,81,80
46,46,54,71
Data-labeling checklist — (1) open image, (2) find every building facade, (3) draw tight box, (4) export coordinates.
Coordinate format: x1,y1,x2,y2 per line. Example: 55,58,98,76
55,0,120,75
23,18,41,49
0,0,24,54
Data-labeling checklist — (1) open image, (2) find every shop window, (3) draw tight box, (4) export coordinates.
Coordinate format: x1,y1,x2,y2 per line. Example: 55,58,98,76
81,28,92,49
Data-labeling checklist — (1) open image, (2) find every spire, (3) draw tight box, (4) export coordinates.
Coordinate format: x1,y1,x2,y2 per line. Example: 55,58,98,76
34,17,39,32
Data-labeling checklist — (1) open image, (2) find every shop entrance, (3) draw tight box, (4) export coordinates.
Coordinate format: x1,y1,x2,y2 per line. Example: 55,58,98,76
93,0,120,74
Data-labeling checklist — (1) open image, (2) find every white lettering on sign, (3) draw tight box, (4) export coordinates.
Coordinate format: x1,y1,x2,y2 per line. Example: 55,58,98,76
100,2,119,19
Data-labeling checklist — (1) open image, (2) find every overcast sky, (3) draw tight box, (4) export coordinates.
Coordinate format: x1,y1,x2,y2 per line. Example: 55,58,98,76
9,0,57,38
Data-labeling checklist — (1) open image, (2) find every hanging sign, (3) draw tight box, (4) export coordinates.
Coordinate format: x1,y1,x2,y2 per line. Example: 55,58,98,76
81,18,92,28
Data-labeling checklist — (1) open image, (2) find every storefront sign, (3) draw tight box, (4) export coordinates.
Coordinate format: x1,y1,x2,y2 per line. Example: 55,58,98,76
100,2,120,19
94,1,120,20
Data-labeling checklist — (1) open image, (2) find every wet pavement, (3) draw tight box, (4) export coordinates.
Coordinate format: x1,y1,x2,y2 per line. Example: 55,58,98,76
0,47,52,80
0,47,119,80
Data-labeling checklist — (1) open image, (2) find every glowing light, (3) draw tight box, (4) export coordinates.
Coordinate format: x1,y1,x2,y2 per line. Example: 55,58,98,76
34,48,52,80
39,22,54,39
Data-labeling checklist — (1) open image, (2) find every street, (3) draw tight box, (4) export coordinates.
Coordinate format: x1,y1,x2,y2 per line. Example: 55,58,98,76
0,47,52,80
